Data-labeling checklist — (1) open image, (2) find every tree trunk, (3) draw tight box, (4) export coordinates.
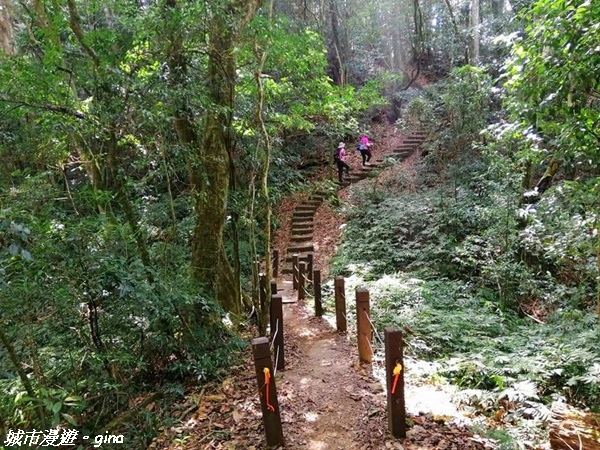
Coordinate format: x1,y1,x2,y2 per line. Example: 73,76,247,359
0,327,46,428
328,0,344,85
190,0,263,313
0,0,16,55
164,0,262,314
471,0,480,64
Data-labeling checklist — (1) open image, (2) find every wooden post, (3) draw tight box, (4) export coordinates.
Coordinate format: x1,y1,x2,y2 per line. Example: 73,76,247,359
272,249,279,279
292,254,299,290
306,253,313,283
259,274,267,336
385,328,406,438
334,276,347,332
298,262,306,301
356,288,372,364
270,280,278,296
270,294,285,371
313,269,323,317
252,337,284,447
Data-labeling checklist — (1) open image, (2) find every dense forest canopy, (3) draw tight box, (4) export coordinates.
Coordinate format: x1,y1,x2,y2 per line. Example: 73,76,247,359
0,0,598,447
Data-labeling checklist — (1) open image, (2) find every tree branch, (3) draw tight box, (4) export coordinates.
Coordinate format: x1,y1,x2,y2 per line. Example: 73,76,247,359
66,0,100,68
0,97,86,119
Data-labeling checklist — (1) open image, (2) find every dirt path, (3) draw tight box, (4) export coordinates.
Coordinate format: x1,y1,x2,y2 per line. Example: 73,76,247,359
275,278,375,450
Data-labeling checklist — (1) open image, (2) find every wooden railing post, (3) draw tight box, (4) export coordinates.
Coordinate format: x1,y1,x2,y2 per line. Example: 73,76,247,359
298,262,306,301
385,328,406,438
270,280,278,297
313,269,323,317
292,254,299,290
272,249,279,279
252,337,284,446
270,294,285,371
334,276,347,332
356,288,372,363
259,274,267,336
306,253,313,283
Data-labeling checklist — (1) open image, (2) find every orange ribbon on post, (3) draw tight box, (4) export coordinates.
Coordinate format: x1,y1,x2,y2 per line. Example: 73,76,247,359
391,362,403,394
263,368,275,412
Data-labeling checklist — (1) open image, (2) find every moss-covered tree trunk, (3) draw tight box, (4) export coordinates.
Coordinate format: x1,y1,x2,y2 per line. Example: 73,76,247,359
189,2,263,314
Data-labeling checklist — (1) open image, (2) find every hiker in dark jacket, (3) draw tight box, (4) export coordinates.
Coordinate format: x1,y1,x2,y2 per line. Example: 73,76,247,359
334,142,351,183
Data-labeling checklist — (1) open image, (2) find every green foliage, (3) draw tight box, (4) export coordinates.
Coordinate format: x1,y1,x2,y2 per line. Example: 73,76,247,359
0,176,244,437
329,59,600,426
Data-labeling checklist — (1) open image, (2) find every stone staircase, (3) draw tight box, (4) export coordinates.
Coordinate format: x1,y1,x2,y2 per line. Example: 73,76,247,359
280,130,428,275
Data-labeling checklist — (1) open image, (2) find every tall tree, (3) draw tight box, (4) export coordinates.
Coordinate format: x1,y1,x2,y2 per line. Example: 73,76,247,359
164,0,263,314
0,0,15,54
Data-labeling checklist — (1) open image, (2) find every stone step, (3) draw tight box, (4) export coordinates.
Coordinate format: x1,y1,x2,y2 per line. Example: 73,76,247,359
292,223,313,230
290,234,313,242
293,208,316,214
292,211,315,219
292,228,313,235
291,235,313,243
291,226,313,233
285,253,311,263
287,243,314,253
292,221,313,229
391,151,413,158
291,215,313,222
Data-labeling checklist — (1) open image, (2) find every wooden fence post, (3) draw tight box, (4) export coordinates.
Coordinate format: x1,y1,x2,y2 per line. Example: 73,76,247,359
259,274,267,336
334,276,347,332
306,253,313,283
270,280,278,296
298,262,306,301
272,249,279,278
385,328,406,438
270,294,285,371
292,254,299,290
252,337,284,447
356,288,373,363
313,269,323,317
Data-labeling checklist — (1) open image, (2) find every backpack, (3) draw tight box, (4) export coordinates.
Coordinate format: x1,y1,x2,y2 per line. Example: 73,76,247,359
333,147,341,161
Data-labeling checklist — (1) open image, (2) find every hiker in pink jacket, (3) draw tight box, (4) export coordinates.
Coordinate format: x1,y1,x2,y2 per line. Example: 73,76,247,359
333,142,351,183
358,134,372,166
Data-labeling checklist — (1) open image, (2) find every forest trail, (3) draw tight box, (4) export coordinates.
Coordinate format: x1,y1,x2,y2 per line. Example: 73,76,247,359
271,278,376,449
155,123,487,450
